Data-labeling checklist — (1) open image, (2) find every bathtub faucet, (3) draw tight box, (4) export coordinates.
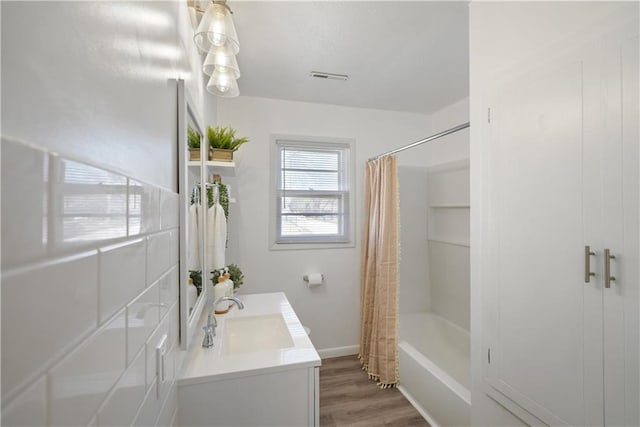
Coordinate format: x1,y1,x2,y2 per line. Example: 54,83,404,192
202,296,245,348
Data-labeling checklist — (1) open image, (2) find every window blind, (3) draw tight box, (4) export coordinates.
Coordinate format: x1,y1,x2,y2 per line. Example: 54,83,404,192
276,141,351,244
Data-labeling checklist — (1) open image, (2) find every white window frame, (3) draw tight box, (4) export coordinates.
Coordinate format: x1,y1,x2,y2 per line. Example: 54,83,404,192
269,134,355,251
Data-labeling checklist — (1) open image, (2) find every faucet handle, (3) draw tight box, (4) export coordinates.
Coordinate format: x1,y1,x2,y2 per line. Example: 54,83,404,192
202,325,214,348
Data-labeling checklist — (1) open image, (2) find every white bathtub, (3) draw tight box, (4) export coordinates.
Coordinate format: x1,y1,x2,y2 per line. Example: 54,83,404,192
398,312,470,427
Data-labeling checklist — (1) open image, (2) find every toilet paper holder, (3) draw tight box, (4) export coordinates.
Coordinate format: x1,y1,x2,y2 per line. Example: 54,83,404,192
303,274,324,283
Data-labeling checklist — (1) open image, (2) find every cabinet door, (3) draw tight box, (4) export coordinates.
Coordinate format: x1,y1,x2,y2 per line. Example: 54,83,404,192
486,57,596,426
602,34,639,427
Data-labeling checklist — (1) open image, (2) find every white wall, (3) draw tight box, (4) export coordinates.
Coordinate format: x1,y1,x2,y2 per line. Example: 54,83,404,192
469,2,636,425
217,96,432,352
1,0,213,191
423,98,469,167
1,1,215,425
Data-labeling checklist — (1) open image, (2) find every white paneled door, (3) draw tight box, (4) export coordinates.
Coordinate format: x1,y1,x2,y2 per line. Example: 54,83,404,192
484,27,639,427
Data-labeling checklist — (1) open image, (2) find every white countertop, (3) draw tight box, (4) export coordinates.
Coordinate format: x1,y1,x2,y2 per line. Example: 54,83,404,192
178,292,321,387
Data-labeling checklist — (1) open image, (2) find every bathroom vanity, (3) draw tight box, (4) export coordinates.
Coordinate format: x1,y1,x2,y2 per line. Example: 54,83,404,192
177,292,321,426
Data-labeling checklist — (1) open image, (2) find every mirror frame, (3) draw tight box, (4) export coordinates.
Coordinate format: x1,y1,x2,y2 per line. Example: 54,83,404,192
177,78,208,350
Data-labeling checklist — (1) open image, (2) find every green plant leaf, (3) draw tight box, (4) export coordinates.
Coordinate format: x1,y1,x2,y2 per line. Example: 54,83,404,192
207,125,249,151
187,126,201,149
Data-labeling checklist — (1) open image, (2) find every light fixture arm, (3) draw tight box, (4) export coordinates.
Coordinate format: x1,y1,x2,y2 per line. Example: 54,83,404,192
191,0,233,15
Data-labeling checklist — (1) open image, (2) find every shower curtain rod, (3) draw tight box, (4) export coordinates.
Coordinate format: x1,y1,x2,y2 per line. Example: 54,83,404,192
369,122,470,161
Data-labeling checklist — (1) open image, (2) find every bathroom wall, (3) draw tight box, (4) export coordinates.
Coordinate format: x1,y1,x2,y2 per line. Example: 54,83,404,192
217,96,433,354
1,0,212,191
1,1,213,425
1,140,180,426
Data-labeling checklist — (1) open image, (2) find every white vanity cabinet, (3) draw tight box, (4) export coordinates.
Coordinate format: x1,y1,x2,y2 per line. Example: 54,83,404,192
178,366,319,426
176,292,321,427
480,11,638,426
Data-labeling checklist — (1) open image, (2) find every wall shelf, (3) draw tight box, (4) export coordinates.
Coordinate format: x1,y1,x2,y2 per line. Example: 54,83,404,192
188,160,236,177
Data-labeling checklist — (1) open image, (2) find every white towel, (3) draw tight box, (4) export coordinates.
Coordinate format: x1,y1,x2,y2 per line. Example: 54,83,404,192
187,203,200,270
208,202,227,270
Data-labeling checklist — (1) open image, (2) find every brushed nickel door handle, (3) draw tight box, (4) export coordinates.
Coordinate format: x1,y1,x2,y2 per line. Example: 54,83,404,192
604,248,616,289
584,245,596,283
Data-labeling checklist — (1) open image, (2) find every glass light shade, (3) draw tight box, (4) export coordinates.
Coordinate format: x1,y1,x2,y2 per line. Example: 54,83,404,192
207,69,239,97
203,49,240,78
194,3,240,54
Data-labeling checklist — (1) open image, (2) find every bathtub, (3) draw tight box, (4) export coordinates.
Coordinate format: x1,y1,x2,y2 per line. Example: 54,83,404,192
398,312,470,426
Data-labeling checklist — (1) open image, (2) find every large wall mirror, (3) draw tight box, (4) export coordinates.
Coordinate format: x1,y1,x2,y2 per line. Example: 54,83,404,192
177,79,208,349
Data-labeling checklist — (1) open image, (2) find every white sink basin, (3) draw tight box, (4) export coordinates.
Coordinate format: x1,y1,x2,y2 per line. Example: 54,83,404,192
223,313,295,355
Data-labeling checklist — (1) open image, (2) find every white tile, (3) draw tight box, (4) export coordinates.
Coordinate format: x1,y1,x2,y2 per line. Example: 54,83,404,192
132,380,159,427
129,180,160,236
160,191,179,230
99,238,146,323
127,282,160,364
1,251,98,397
159,267,178,319
169,228,179,266
97,348,146,427
49,157,127,251
1,139,48,268
49,310,126,427
169,303,180,351
146,231,172,284
1,376,47,426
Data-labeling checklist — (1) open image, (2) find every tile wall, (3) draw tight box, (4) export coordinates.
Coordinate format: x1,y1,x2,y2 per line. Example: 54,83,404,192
1,139,180,426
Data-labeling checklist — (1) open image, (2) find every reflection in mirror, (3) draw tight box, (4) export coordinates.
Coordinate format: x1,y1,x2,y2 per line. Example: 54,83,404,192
186,102,205,319
178,79,207,349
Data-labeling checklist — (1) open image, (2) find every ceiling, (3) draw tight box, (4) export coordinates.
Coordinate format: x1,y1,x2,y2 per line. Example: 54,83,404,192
229,1,469,115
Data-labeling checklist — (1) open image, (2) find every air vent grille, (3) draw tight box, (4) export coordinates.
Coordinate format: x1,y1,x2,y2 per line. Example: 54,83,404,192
310,71,349,81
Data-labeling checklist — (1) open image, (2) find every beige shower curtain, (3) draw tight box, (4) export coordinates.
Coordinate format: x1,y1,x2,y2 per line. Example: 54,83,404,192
359,155,400,389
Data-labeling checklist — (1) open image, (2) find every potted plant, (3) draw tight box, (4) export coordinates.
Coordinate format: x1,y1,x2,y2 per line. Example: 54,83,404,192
207,126,249,161
188,126,202,161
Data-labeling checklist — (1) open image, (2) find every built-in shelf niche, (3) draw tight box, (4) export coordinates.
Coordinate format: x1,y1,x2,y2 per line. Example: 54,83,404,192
427,159,470,247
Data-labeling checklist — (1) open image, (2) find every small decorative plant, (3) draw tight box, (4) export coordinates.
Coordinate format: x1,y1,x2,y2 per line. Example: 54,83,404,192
188,127,201,149
188,126,202,160
211,264,244,289
207,126,249,161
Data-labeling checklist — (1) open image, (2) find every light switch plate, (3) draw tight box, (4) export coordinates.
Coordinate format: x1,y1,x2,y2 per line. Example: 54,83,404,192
156,334,168,399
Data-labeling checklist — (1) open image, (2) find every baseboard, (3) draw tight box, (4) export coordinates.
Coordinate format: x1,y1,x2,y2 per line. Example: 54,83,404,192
398,385,440,427
317,345,359,359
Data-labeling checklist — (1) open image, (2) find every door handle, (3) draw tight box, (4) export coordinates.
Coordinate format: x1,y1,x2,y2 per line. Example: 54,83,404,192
604,248,616,289
584,245,596,283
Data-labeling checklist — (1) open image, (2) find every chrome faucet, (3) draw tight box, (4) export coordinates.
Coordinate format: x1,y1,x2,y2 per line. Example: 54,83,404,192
202,296,245,348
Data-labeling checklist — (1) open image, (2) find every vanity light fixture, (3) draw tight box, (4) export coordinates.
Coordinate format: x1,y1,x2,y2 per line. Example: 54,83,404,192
207,68,240,97
192,0,242,98
203,46,240,79
194,0,239,55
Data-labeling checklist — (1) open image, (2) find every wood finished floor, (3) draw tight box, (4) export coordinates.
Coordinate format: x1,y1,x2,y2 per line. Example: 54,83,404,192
320,355,430,427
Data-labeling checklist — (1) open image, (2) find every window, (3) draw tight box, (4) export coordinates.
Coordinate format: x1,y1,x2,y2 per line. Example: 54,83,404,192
272,136,354,248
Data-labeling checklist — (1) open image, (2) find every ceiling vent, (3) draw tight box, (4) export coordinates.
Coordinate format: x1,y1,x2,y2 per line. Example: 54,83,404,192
310,71,349,81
